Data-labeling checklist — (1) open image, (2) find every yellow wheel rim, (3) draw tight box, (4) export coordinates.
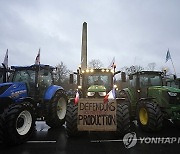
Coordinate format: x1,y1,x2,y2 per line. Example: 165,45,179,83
139,108,148,125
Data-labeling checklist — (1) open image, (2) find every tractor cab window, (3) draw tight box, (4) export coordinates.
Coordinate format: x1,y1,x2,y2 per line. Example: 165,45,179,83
167,81,179,89
13,70,35,94
140,74,162,87
38,69,53,90
87,75,108,86
13,70,34,83
83,73,112,91
129,75,136,87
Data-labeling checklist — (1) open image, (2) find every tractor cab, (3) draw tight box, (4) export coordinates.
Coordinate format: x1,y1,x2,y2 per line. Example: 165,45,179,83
80,68,114,98
129,71,163,99
10,64,54,99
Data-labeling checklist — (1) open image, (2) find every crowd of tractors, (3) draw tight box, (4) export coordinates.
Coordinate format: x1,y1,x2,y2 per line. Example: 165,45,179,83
0,22,180,146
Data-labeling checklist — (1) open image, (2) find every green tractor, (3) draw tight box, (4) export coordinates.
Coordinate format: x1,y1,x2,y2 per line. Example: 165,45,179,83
66,68,130,136
119,71,180,131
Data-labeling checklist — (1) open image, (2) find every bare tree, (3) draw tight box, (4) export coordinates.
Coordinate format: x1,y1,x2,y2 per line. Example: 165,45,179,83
88,59,103,69
124,65,144,75
55,62,70,85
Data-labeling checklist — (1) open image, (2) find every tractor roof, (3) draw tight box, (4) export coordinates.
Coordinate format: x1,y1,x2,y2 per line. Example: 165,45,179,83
130,71,163,76
11,64,54,70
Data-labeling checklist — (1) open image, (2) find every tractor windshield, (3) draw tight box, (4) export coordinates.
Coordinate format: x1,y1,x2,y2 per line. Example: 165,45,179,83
83,73,113,91
13,70,35,83
38,69,53,89
140,74,162,87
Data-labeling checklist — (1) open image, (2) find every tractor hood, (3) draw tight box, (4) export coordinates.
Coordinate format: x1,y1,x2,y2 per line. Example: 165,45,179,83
88,85,106,92
0,82,13,96
0,82,28,98
149,86,180,93
0,82,13,87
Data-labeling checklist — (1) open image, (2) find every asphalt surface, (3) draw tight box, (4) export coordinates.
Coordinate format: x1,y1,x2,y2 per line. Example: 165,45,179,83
0,121,180,154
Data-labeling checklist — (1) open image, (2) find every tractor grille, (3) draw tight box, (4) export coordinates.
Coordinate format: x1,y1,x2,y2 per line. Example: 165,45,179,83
169,93,180,105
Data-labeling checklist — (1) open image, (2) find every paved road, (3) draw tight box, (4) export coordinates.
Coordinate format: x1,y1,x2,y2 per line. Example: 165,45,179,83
0,121,180,154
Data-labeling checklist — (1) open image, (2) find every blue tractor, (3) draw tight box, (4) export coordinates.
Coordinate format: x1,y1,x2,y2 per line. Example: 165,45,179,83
0,64,67,145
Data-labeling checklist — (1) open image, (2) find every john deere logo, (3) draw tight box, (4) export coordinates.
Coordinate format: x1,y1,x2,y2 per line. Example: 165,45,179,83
123,132,137,149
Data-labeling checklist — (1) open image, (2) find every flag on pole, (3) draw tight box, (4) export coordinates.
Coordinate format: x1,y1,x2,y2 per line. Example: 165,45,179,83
2,49,8,68
165,49,171,63
108,57,116,69
35,49,40,64
104,88,116,103
74,91,79,105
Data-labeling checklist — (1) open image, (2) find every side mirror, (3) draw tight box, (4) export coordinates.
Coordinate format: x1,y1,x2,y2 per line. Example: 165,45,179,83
121,72,126,82
173,75,177,80
69,74,74,84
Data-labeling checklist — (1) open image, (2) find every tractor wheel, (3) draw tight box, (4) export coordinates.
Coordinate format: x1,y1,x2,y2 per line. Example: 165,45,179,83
3,102,35,145
46,90,67,128
66,102,79,137
136,101,163,132
116,102,131,136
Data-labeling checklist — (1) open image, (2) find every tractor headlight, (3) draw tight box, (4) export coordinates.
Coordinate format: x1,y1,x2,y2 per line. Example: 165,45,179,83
98,92,106,96
87,92,95,96
168,92,177,97
78,85,82,89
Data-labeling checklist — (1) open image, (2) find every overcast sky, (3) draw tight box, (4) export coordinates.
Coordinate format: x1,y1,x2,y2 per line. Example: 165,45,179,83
0,0,180,76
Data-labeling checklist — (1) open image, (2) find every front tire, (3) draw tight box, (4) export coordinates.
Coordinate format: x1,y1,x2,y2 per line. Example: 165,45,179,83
66,102,79,137
3,102,35,145
136,101,163,132
116,102,131,136
46,90,67,128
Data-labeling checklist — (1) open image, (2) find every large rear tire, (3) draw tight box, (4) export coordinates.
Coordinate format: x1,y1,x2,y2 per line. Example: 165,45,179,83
136,101,163,132
116,102,131,136
3,102,35,145
46,90,67,128
66,102,79,137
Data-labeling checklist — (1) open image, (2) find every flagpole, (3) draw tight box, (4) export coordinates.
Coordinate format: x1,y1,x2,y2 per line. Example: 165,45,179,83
170,58,176,76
